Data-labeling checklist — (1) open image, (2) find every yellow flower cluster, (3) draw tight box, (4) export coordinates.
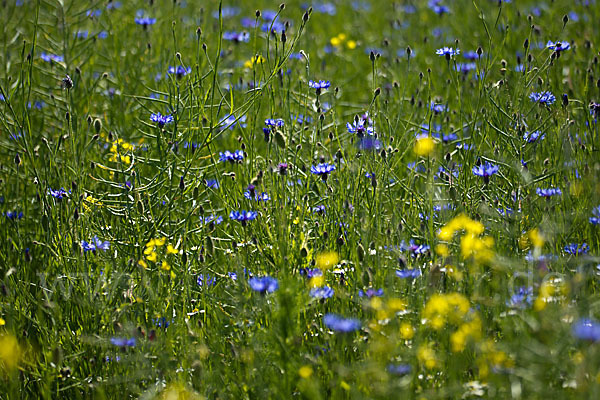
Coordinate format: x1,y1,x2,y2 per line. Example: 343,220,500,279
423,292,470,329
438,214,494,263
244,55,265,69
533,278,569,311
369,297,407,322
139,238,178,276
477,340,513,378
330,33,356,49
0,334,21,373
108,138,134,165
450,315,482,353
417,343,438,370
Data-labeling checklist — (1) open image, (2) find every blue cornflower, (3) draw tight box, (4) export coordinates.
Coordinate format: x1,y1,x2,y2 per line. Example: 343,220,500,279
300,268,323,278
86,9,102,17
154,317,171,328
229,210,258,223
472,162,499,178
590,206,600,225
396,269,421,279
323,313,361,332
358,137,382,151
523,130,545,143
219,114,247,130
248,276,279,293
564,243,589,256
310,286,334,299
265,118,285,128
205,179,219,189
223,31,250,43
313,2,337,15
47,187,69,199
311,163,336,181
134,16,156,27
358,288,384,298
536,187,562,197
244,191,270,201
5,211,23,220
93,236,110,251
150,112,173,128
309,80,331,90
515,64,525,72
200,215,223,226
40,52,64,63
347,119,374,137
197,274,216,287
546,40,570,53
213,6,240,18
219,150,244,163
430,102,448,114
387,364,411,376
167,66,191,78
529,91,556,105
454,62,477,74
463,50,479,60
507,286,533,309
436,47,459,58
572,319,600,342
110,337,136,347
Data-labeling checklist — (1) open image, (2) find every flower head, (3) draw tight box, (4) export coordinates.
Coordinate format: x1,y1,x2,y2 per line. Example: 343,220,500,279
47,187,69,199
229,210,258,223
150,112,174,128
323,313,361,332
219,150,244,163
573,319,600,342
248,276,279,293
310,286,334,299
436,47,459,58
564,243,589,256
590,206,600,225
529,91,556,105
546,40,570,53
396,268,422,279
536,187,561,198
134,17,156,27
308,80,331,90
311,163,336,181
472,162,499,178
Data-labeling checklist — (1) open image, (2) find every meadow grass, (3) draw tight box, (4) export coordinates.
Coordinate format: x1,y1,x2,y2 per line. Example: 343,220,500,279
1,0,600,398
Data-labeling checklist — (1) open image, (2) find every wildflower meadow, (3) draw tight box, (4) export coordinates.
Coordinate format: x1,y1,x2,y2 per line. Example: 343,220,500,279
2,0,600,398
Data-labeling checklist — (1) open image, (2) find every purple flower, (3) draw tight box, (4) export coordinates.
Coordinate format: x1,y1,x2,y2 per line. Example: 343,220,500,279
387,364,411,376
40,52,64,63
564,243,589,256
523,130,545,143
47,187,69,199
197,274,216,287
134,17,156,27
436,47,459,58
472,162,499,178
110,337,136,347
323,313,361,332
529,91,556,105
299,268,322,278
5,211,23,220
358,288,384,298
309,80,331,90
200,215,223,226
396,269,421,279
347,119,374,137
223,31,250,43
167,66,191,78
572,319,600,342
248,276,279,293
536,187,561,197
150,112,174,128
590,206,600,225
229,210,258,223
507,286,533,309
219,150,244,163
310,163,336,181
310,286,334,299
546,40,570,52
265,118,285,127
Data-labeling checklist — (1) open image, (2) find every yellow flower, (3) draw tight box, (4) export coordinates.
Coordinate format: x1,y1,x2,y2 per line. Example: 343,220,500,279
0,318,4,326
435,243,449,257
166,244,178,255
413,136,435,157
244,55,265,69
155,237,166,247
417,344,438,369
309,275,324,288
138,260,148,269
399,322,414,340
315,251,339,270
161,261,171,271
146,252,158,262
0,334,21,372
299,365,313,378
346,40,356,49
